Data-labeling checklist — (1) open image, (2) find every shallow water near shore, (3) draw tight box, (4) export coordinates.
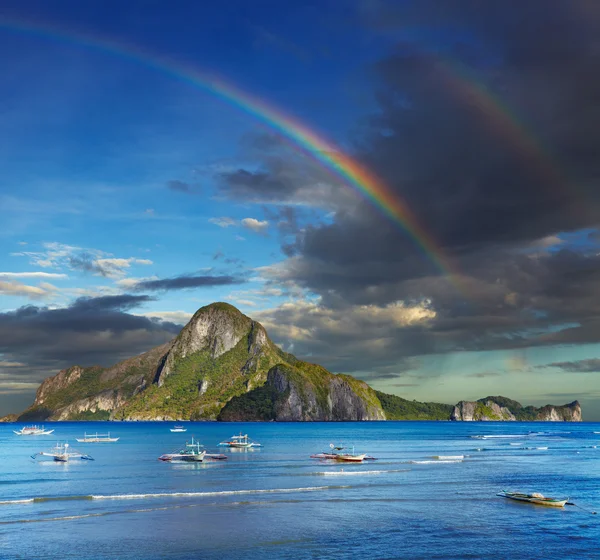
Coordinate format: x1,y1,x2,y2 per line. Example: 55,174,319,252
1,421,599,559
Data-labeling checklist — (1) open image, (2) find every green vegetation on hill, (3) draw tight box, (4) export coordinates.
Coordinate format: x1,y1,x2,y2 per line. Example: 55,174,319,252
218,384,280,421
375,390,454,420
119,329,287,420
478,396,541,420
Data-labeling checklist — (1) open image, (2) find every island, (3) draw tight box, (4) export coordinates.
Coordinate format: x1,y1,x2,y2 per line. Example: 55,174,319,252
6,302,582,422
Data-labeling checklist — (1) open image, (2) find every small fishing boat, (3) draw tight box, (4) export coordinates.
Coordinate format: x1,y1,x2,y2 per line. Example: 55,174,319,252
31,443,94,463
497,490,568,507
334,453,367,463
14,425,55,436
170,425,187,433
76,432,119,443
159,437,206,462
218,433,262,448
311,443,368,463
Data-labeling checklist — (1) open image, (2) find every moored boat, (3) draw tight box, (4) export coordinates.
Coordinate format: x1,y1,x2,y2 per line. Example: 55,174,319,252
334,453,367,463
311,443,371,463
159,437,207,462
76,432,119,443
14,425,55,436
218,433,261,448
170,425,187,433
497,490,568,507
32,442,94,463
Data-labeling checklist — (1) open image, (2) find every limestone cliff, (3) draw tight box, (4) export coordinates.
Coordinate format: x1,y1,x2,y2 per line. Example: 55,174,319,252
451,400,516,421
218,363,385,421
450,396,582,422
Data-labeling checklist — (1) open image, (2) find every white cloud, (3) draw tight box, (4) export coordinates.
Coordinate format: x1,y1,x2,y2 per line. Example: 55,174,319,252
0,280,57,299
115,276,159,289
241,218,269,234
255,299,436,343
233,299,257,307
12,242,153,279
0,361,26,367
138,310,193,325
209,217,237,228
0,272,67,279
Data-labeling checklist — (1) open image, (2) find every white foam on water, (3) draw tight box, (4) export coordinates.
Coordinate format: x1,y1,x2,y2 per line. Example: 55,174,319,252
481,435,525,439
410,460,463,464
91,486,345,501
315,469,406,476
0,498,34,505
432,455,464,460
509,442,523,446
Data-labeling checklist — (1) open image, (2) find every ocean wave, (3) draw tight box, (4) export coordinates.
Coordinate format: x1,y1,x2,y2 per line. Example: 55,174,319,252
432,455,464,460
471,435,526,439
0,486,349,506
409,460,463,464
314,469,407,476
0,498,34,505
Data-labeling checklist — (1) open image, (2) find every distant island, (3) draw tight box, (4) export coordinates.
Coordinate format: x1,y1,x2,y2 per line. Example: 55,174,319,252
2,302,582,423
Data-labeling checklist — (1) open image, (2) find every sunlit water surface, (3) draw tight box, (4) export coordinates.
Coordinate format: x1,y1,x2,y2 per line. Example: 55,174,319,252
1,421,599,559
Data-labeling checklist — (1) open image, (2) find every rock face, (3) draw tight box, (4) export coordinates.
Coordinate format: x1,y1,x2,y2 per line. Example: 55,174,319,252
157,303,253,386
451,400,516,421
219,363,386,421
450,397,582,422
535,401,582,422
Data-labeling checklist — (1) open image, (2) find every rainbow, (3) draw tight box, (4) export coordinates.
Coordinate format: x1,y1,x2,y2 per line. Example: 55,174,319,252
432,57,573,206
0,16,460,284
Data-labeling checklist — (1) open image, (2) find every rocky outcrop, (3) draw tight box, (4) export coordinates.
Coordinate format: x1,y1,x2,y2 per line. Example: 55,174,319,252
451,400,516,421
450,397,582,422
536,401,582,422
219,363,386,421
34,366,86,406
157,303,251,386
52,389,130,421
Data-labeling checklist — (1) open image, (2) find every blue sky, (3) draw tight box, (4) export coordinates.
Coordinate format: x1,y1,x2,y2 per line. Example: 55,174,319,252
1,1,599,419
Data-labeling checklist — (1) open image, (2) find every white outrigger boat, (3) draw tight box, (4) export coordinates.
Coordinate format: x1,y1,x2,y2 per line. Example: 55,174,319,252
218,433,262,448
170,425,187,433
14,425,54,436
497,490,568,508
31,443,94,463
310,443,372,463
159,437,227,462
76,432,119,443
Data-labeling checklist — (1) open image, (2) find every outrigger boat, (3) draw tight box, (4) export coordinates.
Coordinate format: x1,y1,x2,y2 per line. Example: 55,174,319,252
14,425,54,436
76,432,119,443
310,444,374,462
170,425,187,433
218,433,262,448
497,490,568,508
159,437,227,462
31,443,94,463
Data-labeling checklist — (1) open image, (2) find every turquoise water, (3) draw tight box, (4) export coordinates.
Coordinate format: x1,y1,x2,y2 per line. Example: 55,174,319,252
1,421,599,559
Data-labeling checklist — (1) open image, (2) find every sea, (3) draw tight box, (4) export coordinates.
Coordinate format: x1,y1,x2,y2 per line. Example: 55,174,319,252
1,421,599,559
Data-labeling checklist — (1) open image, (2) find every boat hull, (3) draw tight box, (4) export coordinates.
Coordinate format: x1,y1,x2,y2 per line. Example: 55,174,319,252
334,454,367,463
498,492,568,507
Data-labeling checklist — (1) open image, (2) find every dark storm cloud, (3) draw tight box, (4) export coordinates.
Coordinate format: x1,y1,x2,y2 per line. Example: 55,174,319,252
133,274,246,292
0,298,180,404
542,359,600,373
70,294,156,312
